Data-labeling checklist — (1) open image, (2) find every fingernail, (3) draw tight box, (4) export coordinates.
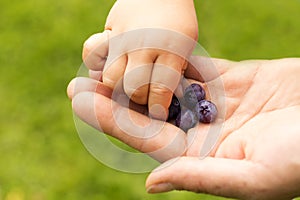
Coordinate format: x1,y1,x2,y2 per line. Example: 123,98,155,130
147,183,174,194
152,157,179,173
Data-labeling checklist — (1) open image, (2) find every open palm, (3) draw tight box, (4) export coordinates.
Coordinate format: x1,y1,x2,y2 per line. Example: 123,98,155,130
68,57,300,200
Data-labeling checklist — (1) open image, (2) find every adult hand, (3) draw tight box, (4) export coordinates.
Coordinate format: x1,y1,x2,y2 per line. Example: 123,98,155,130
67,57,300,200
82,0,198,120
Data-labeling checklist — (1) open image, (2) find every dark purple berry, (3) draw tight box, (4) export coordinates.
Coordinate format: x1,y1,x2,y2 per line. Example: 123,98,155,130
168,95,181,120
175,109,198,132
184,83,206,109
195,100,218,123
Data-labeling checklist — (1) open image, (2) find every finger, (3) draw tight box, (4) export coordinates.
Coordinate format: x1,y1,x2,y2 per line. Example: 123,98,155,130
146,157,264,199
123,50,155,105
67,77,112,100
148,54,185,120
102,54,127,90
83,30,110,71
185,56,234,82
67,77,148,115
72,91,187,162
89,70,103,81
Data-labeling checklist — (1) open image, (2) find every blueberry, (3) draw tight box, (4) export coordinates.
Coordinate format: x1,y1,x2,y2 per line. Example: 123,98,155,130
195,100,218,123
184,83,206,109
168,95,181,120
175,108,198,132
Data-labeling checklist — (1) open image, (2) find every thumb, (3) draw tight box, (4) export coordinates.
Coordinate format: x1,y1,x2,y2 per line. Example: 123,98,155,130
146,156,261,199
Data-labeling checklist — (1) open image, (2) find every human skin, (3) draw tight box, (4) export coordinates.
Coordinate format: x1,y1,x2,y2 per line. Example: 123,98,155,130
67,57,300,200
82,0,198,120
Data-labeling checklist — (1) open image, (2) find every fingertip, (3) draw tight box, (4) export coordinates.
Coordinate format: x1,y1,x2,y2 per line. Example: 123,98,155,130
67,77,109,100
67,78,77,100
146,183,174,194
145,157,185,193
148,85,173,120
123,84,149,105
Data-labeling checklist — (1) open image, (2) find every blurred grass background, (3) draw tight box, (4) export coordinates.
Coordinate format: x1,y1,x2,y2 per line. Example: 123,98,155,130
0,0,299,199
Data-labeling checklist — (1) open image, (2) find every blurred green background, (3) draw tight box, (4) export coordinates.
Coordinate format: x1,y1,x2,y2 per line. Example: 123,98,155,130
0,0,299,199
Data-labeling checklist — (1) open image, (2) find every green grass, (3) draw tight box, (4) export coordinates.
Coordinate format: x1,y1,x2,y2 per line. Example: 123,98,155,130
0,0,299,199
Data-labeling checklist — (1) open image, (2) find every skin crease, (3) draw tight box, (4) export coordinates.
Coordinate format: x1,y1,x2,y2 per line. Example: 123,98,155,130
68,57,300,200
82,0,198,120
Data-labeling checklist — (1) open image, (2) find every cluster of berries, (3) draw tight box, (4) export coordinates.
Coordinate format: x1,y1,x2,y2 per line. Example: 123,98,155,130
167,83,218,132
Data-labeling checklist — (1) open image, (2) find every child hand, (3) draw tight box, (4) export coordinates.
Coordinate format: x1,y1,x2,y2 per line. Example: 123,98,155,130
83,0,198,120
